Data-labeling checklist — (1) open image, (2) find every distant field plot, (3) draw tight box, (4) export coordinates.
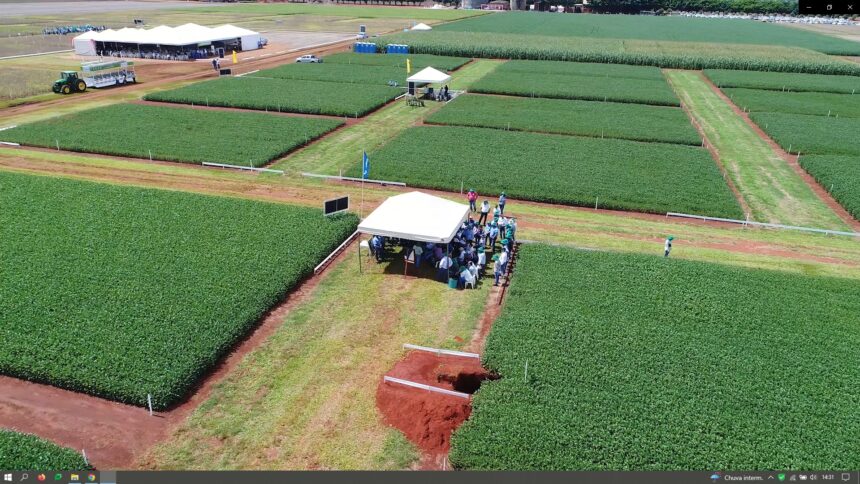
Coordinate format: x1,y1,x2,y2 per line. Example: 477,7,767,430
374,32,860,75
192,3,487,20
145,77,397,118
0,172,358,409
426,94,701,146
800,155,860,221
354,126,741,218
323,52,470,71
434,12,860,55
705,69,860,94
255,63,407,86
471,68,679,106
450,246,860,470
0,430,88,471
0,103,343,165
489,59,665,81
749,112,860,156
725,88,860,118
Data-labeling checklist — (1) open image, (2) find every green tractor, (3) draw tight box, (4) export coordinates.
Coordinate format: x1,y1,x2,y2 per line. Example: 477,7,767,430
52,71,88,94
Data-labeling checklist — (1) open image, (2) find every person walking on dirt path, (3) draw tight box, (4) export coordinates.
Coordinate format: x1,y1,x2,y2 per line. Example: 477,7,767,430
492,254,502,286
467,189,478,212
499,192,507,215
478,200,490,225
211,58,218,71
664,236,674,258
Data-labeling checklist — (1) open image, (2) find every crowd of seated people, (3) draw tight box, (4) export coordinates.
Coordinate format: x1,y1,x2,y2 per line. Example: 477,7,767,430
44,25,106,35
96,47,214,61
368,210,517,290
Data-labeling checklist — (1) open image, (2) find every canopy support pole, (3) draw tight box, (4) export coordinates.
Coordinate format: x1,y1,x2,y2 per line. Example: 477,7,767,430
358,238,363,274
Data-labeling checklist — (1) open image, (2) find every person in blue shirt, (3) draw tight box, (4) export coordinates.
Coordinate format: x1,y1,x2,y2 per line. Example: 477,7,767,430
498,192,507,215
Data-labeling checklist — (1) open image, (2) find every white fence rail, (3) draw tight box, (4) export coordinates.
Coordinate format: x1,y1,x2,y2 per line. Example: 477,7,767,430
383,376,471,399
202,162,284,174
0,142,20,147
301,172,406,186
403,343,480,359
314,230,358,275
667,212,859,237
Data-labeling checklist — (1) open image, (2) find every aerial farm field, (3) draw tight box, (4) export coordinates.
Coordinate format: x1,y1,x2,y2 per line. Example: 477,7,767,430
426,94,700,145
705,69,860,94
145,76,399,118
0,103,343,165
352,125,742,218
0,171,357,408
451,245,860,470
798,156,860,221
255,63,410,86
323,52,470,71
724,88,860,118
0,431,89,471
749,112,860,156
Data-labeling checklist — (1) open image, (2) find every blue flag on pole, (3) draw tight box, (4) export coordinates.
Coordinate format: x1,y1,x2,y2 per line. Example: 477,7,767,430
362,151,370,179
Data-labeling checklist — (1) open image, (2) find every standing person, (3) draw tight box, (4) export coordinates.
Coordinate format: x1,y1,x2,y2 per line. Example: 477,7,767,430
478,200,490,225
211,58,218,71
498,248,509,282
438,252,452,281
493,204,501,219
664,236,674,258
466,189,478,212
488,222,499,252
412,242,424,269
492,254,502,286
498,192,507,215
477,245,486,277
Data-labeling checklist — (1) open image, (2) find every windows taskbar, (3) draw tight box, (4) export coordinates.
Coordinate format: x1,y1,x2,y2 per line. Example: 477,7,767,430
1,471,858,484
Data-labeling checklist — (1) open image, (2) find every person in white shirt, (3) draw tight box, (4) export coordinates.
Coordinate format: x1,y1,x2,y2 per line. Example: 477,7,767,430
478,200,490,225
437,253,452,281
477,246,487,276
664,236,674,257
498,249,509,279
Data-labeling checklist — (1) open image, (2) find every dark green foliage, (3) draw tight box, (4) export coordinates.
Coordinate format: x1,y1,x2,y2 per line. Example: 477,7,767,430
589,0,797,14
374,32,860,75
435,12,859,55
749,112,860,156
705,69,860,94
256,63,407,86
471,66,679,106
425,94,701,146
0,172,358,409
145,77,397,118
0,430,89,471
800,155,860,221
451,246,860,470
354,126,742,218
725,88,860,118
323,52,470,71
495,59,666,81
0,103,342,166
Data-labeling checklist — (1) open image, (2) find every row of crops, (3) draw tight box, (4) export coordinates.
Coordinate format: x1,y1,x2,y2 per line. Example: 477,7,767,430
353,126,742,218
451,245,860,470
705,70,860,221
0,430,88,471
0,172,358,409
0,104,342,166
426,94,701,146
434,12,860,56
373,31,860,75
470,61,680,106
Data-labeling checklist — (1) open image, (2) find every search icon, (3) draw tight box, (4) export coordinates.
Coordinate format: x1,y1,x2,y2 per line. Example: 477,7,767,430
19,474,28,481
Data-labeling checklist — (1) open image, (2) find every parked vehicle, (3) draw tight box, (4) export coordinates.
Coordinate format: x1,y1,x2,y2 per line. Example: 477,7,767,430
295,54,322,63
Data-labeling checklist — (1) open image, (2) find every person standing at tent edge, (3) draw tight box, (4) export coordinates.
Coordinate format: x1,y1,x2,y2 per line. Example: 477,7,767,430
467,189,477,212
664,236,674,257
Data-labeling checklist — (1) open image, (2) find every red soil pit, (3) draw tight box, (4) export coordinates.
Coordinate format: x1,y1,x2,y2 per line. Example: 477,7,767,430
376,351,497,467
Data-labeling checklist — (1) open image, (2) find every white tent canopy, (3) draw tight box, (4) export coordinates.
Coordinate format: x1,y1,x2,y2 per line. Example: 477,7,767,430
411,23,433,31
72,23,262,54
358,192,469,244
407,66,451,85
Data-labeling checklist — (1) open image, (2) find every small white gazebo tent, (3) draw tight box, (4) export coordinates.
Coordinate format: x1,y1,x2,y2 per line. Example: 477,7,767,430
358,192,469,244
406,66,451,97
411,23,433,31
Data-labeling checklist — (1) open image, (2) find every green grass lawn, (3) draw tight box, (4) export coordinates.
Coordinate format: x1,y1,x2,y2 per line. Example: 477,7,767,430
665,70,848,230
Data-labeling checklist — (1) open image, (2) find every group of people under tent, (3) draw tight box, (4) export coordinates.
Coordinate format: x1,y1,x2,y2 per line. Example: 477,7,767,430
367,191,517,289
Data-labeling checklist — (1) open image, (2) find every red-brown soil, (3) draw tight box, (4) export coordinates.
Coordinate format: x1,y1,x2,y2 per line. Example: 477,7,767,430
376,352,496,469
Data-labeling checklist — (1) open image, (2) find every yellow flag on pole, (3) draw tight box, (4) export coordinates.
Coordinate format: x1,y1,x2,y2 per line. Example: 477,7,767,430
232,50,238,64
406,58,411,74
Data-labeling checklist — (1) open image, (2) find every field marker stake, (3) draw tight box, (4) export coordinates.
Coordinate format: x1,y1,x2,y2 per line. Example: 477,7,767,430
595,196,598,210
55,139,59,151
82,449,88,466
148,149,152,161
147,394,153,416
524,359,528,382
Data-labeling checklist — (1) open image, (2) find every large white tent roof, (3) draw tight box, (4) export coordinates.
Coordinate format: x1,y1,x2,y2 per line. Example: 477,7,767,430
73,23,260,46
358,192,469,244
407,66,451,84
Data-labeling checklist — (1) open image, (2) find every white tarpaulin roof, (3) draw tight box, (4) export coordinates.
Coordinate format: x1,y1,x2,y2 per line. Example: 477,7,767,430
411,23,433,31
407,66,450,84
73,23,260,46
358,192,469,244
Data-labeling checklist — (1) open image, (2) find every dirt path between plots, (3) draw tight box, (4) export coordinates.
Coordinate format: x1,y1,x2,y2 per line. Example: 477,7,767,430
0,240,356,469
699,73,860,232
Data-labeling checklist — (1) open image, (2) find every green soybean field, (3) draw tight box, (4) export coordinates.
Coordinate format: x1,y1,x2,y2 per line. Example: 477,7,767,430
0,103,343,166
0,172,358,409
724,88,860,118
799,155,860,221
255,63,408,86
0,430,89,471
145,77,398,118
353,126,742,218
477,59,666,81
426,94,701,146
451,245,860,470
748,112,860,156
705,69,860,94
323,52,470,71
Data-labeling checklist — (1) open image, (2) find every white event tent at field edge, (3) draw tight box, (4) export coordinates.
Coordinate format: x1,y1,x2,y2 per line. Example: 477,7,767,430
358,192,469,244
73,23,263,56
